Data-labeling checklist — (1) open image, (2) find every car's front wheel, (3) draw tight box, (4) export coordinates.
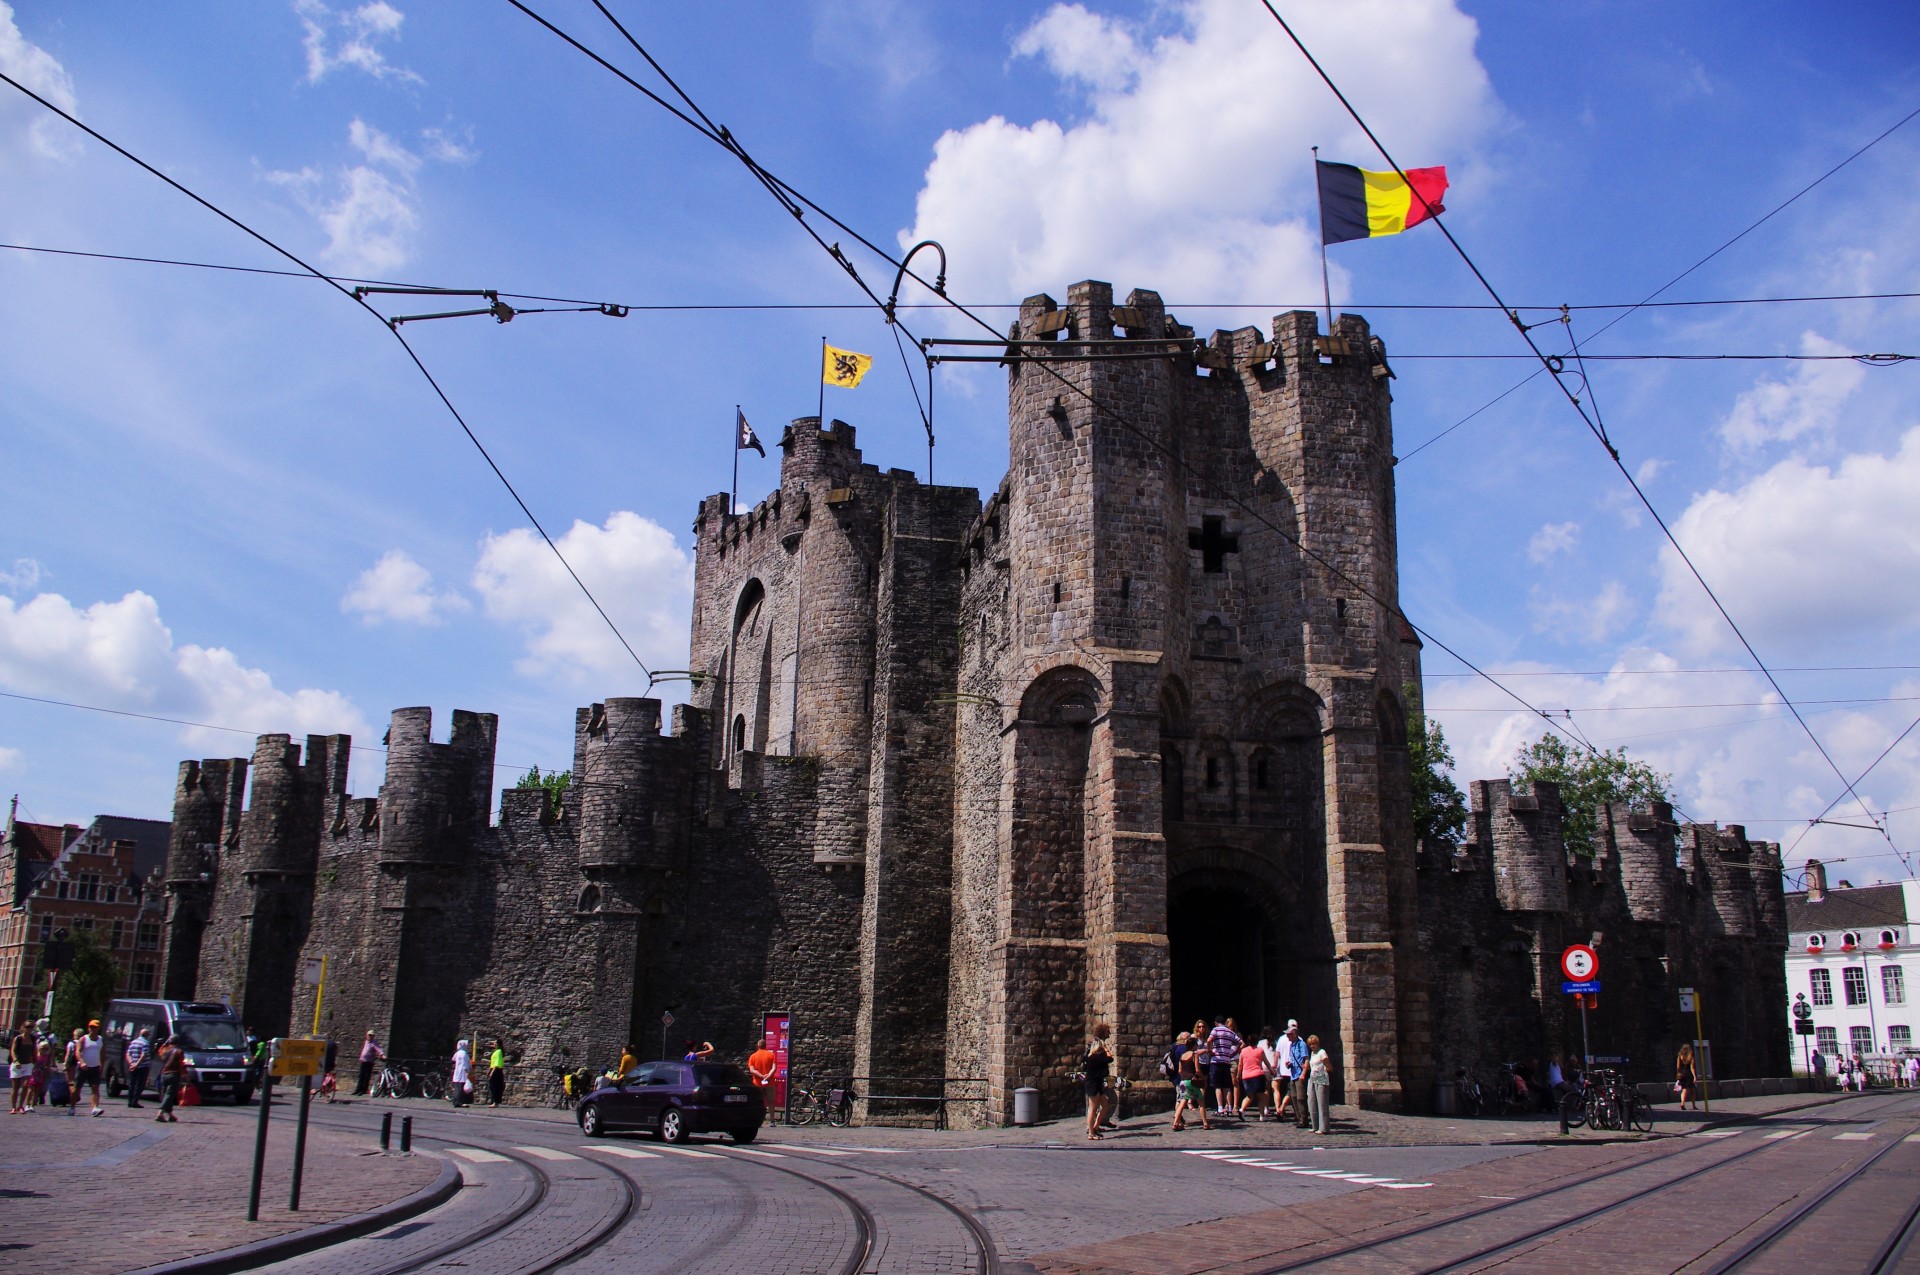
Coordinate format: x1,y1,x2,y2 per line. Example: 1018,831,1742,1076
660,1106,689,1144
580,1102,605,1137
730,1126,759,1144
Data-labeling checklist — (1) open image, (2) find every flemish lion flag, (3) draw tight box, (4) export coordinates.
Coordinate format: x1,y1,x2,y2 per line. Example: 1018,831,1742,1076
822,343,873,389
1315,160,1448,245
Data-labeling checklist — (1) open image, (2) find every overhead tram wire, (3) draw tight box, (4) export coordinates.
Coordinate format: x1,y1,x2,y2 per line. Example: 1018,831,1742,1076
1397,96,1920,463
1253,0,1905,871
1785,710,1920,857
13,243,1920,325
0,72,657,693
508,2,1654,776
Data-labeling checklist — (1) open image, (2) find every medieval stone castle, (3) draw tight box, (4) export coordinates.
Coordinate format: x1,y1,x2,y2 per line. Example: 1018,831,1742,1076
159,282,1788,1120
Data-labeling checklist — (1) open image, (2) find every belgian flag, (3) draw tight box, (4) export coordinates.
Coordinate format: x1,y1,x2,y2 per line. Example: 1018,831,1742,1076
1316,160,1449,244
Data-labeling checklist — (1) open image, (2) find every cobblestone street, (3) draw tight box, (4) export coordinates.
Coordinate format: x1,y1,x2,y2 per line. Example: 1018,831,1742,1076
3,1086,1911,1274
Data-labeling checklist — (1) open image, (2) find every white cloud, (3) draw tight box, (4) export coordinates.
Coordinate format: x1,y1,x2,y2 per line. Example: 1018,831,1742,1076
0,557,41,593
1719,333,1866,452
1529,579,1633,643
420,126,476,165
0,746,20,771
0,1,80,161
342,550,468,626
1424,654,1920,879
0,590,368,745
266,118,423,273
1659,427,1920,656
901,0,1497,313
812,0,934,92
295,0,420,85
472,512,694,685
1527,521,1579,564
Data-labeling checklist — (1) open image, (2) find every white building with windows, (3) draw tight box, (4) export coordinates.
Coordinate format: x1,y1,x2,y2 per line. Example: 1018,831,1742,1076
1783,862,1918,1074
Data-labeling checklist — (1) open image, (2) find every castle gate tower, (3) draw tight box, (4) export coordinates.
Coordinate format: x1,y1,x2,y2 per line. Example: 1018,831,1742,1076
948,282,1426,1120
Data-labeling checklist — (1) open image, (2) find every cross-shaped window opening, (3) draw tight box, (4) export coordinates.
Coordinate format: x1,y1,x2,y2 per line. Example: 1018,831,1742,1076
1188,516,1239,573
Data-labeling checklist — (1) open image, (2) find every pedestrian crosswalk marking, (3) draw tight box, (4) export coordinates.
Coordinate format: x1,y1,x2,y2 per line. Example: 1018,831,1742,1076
582,1145,659,1159
779,1145,855,1157
1834,1132,1873,1140
1905,1134,1920,1144
1697,1129,1740,1138
447,1148,509,1163
1763,1129,1804,1140
726,1147,786,1158
1178,1149,1429,1190
648,1144,720,1158
515,1145,580,1161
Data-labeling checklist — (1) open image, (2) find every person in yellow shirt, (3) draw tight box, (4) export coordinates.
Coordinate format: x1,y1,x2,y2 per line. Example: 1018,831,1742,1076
487,1040,507,1106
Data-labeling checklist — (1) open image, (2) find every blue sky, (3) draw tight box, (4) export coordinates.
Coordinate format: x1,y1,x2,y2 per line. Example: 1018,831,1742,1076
2,1,1917,884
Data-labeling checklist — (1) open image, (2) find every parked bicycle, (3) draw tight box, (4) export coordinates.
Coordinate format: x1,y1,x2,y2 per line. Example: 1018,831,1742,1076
1560,1067,1653,1133
1455,1066,1485,1117
372,1063,412,1098
786,1077,855,1127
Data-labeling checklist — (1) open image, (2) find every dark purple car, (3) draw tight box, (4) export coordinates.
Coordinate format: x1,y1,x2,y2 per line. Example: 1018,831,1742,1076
577,1060,764,1143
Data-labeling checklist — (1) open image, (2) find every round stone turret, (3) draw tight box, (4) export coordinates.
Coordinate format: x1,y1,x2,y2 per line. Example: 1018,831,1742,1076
242,735,318,876
377,708,497,866
578,697,676,872
1608,801,1679,923
1478,779,1568,913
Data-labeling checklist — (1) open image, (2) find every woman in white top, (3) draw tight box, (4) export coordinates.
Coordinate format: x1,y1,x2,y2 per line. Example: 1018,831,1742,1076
451,1039,472,1107
1306,1033,1332,1134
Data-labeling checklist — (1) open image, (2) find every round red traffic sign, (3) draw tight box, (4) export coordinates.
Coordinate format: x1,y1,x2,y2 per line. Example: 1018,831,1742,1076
1561,944,1599,981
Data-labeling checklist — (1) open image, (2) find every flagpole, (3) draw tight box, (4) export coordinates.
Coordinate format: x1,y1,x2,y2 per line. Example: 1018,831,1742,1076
731,405,741,517
817,336,826,428
1313,145,1334,338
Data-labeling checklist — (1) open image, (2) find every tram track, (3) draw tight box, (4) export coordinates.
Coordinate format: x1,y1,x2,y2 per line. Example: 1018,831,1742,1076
289,1107,638,1275
1251,1090,1920,1273
295,1102,1004,1275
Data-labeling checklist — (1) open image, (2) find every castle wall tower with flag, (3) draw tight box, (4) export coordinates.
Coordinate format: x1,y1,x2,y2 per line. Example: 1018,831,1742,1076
157,279,1786,1118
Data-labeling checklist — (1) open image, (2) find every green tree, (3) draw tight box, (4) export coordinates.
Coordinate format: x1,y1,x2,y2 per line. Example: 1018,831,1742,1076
1510,733,1671,857
515,765,572,818
1409,711,1469,847
50,928,117,1038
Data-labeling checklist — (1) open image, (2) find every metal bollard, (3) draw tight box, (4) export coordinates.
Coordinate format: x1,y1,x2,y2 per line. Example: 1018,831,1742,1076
400,1115,413,1153
380,1111,392,1151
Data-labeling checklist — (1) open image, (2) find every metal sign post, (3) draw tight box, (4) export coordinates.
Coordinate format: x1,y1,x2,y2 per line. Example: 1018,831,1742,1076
660,1009,674,1061
1680,987,1709,1112
1561,945,1602,1070
265,1038,326,1214
246,1072,274,1222
302,956,327,1038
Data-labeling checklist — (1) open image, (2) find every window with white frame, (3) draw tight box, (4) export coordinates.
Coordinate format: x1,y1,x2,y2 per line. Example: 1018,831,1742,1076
1810,968,1833,1006
1850,1025,1874,1057
1890,1025,1912,1052
1844,966,1869,1005
1816,1026,1839,1056
1884,965,1905,1006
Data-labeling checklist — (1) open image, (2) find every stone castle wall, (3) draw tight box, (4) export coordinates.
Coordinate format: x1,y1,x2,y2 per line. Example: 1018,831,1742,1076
158,280,1788,1116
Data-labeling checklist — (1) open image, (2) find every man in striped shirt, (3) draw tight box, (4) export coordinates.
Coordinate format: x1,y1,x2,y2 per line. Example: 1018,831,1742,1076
124,1029,154,1108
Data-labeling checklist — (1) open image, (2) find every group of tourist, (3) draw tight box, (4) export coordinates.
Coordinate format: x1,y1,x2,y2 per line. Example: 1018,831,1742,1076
1073,1015,1333,1141
6,1018,189,1120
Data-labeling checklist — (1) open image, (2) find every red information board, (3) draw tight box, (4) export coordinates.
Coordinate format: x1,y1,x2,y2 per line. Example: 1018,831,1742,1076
762,1011,791,1111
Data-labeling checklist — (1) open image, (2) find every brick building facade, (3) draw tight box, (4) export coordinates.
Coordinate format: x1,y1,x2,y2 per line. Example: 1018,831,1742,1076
157,284,1788,1115
2,810,171,1028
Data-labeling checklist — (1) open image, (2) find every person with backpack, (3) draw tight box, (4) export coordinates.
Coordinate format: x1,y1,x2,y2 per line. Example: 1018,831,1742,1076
155,1036,186,1122
1169,1031,1211,1131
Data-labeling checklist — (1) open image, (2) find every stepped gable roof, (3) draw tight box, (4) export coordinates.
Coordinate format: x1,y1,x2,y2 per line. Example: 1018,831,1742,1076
86,815,172,880
7,819,71,864
1785,882,1910,934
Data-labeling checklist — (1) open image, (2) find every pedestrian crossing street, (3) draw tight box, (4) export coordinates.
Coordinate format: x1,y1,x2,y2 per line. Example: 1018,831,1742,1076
1179,1149,1432,1189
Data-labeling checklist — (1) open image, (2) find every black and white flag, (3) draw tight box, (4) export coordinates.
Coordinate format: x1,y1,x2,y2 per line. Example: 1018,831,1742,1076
736,408,765,457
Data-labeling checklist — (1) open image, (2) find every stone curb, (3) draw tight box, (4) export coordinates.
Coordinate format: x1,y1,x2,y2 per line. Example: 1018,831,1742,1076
127,1153,461,1275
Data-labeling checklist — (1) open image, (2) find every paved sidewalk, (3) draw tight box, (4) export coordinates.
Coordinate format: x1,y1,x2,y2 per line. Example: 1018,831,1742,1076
0,1097,439,1274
